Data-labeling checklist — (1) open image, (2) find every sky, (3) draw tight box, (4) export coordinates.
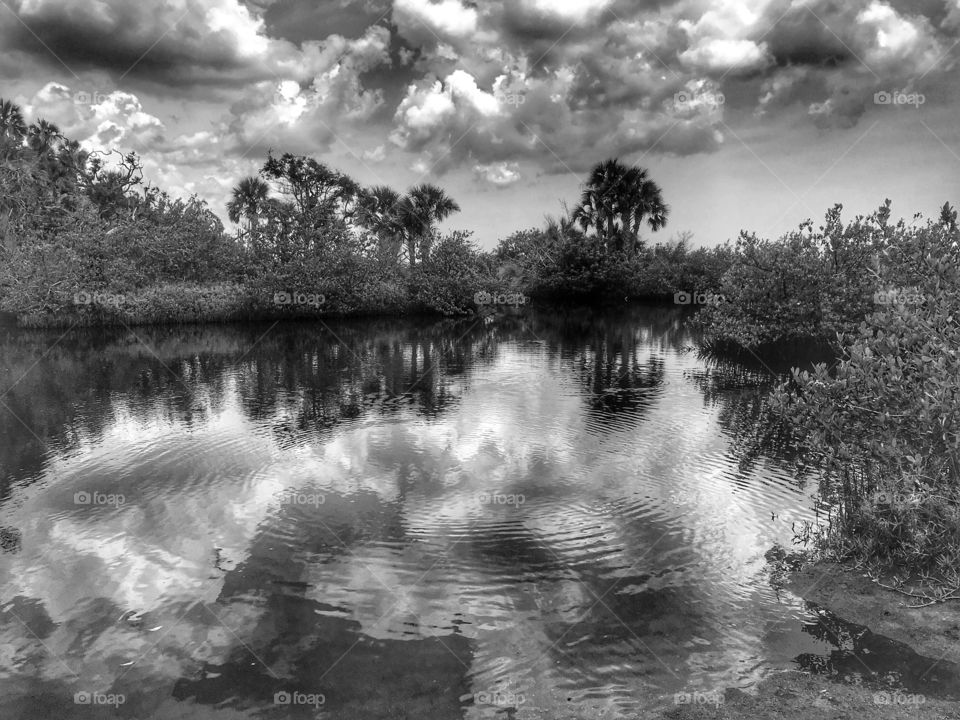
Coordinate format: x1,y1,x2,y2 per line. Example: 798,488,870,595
2,0,959,250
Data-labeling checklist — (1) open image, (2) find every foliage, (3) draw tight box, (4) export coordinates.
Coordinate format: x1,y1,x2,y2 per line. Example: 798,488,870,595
768,215,960,584
691,203,898,348
409,231,494,315
571,158,669,255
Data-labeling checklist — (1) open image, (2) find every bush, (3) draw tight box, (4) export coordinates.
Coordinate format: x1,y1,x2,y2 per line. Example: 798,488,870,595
691,204,885,348
769,215,960,585
17,282,253,327
410,231,495,314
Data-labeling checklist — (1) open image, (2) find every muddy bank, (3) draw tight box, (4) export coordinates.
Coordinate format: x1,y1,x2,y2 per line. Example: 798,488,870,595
660,670,960,719
786,562,960,666
661,561,960,719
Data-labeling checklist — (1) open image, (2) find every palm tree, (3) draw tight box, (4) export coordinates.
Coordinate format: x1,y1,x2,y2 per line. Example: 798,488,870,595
26,119,62,155
399,183,461,267
572,158,669,254
227,176,270,245
0,99,26,143
0,99,27,161
357,184,404,263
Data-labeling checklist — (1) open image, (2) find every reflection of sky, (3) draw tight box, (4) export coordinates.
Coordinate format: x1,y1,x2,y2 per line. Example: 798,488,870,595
0,332,822,715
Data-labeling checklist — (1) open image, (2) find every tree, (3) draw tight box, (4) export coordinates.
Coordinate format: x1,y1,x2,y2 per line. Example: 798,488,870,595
398,183,460,267
0,99,27,161
261,153,360,223
939,202,958,234
357,184,404,264
0,99,26,143
227,176,270,246
83,151,144,219
26,119,62,156
572,158,669,254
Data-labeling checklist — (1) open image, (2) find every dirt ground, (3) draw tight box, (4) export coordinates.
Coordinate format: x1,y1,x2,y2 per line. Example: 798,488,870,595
660,562,960,720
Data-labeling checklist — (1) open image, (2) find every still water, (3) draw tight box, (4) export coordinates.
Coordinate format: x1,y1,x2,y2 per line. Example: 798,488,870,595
0,306,953,718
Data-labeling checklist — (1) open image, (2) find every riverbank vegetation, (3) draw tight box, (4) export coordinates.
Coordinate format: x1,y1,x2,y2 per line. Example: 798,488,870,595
0,98,732,327
3,97,960,590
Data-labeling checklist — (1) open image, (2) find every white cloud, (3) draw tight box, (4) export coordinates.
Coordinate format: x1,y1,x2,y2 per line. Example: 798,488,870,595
678,0,772,74
363,144,387,162
680,38,770,74
524,0,612,23
391,70,503,148
23,82,164,153
394,0,479,42
854,1,942,71
474,161,521,187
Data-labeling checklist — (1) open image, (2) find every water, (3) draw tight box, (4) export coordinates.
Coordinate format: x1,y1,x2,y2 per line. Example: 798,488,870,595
0,305,955,719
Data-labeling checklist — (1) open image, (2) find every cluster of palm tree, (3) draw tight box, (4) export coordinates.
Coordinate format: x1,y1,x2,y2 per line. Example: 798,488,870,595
0,99,96,247
356,183,460,267
227,161,460,268
1,99,82,160
571,158,669,255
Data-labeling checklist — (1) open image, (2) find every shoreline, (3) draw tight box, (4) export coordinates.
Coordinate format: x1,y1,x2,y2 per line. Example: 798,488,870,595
659,561,960,719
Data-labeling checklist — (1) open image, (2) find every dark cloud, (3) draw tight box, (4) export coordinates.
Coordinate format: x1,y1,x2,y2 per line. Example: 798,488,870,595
260,0,391,43
0,0,302,86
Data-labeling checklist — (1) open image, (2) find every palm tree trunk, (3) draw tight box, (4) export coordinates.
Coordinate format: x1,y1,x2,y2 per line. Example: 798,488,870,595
421,231,432,264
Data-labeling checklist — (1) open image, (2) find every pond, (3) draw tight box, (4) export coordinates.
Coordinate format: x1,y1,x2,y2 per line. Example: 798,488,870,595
0,305,954,719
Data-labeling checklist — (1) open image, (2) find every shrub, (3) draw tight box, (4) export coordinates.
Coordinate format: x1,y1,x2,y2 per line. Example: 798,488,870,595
769,215,960,586
691,204,887,348
409,231,495,315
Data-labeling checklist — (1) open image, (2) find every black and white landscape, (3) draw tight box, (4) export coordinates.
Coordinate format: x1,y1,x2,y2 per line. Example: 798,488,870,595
1,1,960,718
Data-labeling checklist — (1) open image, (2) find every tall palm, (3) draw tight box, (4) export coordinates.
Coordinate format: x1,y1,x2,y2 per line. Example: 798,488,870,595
26,119,62,155
357,184,404,262
0,99,26,143
227,176,270,244
399,183,460,266
0,99,27,161
572,158,669,254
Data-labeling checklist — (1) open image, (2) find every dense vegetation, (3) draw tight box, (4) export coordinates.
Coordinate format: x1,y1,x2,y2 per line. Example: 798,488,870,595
0,98,729,326
767,212,960,598
4,96,960,590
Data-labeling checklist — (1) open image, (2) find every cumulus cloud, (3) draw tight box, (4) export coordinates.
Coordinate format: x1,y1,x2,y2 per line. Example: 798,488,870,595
0,0,343,87
473,161,521,187
852,1,942,73
393,0,479,45
5,0,960,226
680,38,770,74
678,0,772,75
221,25,391,156
22,82,165,153
522,0,614,24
